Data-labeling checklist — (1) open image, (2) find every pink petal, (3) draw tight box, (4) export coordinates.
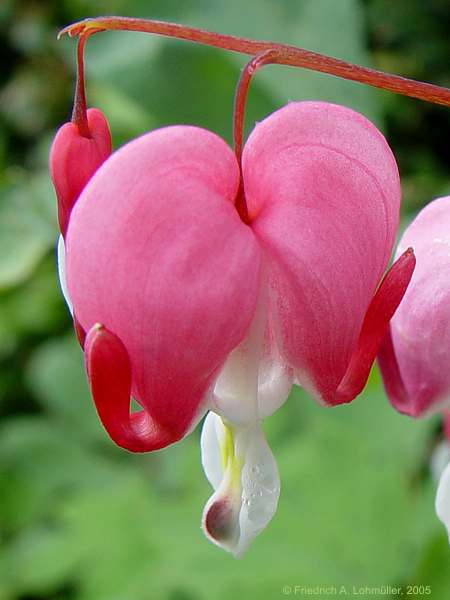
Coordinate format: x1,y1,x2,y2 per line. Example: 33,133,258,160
243,101,401,404
49,108,111,236
66,126,260,442
379,195,450,417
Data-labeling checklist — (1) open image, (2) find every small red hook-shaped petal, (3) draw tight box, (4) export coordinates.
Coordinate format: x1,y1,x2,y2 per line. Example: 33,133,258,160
84,324,183,452
331,247,416,405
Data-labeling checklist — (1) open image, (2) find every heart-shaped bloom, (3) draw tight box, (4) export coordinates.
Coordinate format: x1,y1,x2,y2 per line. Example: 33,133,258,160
52,101,414,554
377,195,450,541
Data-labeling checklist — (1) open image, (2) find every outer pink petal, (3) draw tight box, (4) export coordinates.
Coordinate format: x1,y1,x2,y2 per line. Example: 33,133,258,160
66,126,260,443
379,195,450,417
49,108,111,236
243,102,401,404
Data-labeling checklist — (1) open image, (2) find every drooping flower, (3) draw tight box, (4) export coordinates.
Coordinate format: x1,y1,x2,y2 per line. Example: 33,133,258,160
378,195,450,541
52,101,414,554
378,195,450,418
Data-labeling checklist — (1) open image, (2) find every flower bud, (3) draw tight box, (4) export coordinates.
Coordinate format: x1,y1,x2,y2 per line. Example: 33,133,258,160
50,108,111,236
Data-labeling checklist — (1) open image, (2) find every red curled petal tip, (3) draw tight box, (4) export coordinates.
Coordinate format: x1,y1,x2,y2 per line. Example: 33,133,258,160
73,314,86,349
84,324,181,453
331,247,416,405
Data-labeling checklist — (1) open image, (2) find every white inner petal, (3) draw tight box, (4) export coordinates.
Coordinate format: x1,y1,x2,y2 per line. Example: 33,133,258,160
436,460,450,543
200,411,280,557
211,264,293,424
236,421,280,557
57,235,73,315
201,410,225,490
257,351,294,419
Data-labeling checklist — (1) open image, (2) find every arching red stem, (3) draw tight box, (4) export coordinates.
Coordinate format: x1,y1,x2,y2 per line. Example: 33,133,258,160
70,29,103,137
234,50,282,164
233,50,283,224
71,33,90,137
59,17,450,108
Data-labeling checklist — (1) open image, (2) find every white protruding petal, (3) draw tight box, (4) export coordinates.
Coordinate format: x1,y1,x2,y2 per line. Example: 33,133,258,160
201,412,280,557
57,235,73,315
201,410,225,490
430,441,450,483
203,264,290,556
436,461,450,542
236,421,280,557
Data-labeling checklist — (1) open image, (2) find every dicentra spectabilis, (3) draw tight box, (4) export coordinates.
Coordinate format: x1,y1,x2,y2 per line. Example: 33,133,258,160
50,16,450,556
378,196,450,543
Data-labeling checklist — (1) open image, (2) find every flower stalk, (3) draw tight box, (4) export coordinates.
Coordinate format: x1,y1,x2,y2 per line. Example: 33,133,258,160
71,33,90,137
59,16,450,108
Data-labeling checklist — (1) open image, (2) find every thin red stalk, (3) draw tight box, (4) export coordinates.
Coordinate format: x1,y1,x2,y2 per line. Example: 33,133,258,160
234,49,281,164
71,33,90,137
233,50,281,223
59,16,450,108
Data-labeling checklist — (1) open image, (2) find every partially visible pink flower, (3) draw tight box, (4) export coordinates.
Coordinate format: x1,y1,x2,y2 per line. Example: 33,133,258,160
53,101,414,554
378,195,450,418
378,195,450,542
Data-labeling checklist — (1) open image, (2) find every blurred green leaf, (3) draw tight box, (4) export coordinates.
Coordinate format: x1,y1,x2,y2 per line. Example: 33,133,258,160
0,171,56,290
0,417,116,534
404,531,450,597
2,381,442,599
4,527,81,595
186,0,383,128
25,334,103,441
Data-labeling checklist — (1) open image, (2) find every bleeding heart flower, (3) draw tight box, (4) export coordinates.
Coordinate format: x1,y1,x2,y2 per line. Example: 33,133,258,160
378,195,450,418
52,100,414,555
377,195,450,543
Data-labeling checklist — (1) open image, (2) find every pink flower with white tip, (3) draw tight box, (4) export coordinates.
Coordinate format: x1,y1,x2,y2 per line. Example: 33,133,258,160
48,15,450,555
52,101,413,555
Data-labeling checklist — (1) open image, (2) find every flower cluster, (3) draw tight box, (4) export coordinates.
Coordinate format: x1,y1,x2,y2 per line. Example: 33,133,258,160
49,17,450,555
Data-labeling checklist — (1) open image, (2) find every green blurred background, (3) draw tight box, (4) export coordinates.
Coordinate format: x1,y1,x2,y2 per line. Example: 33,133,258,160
0,1,449,599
